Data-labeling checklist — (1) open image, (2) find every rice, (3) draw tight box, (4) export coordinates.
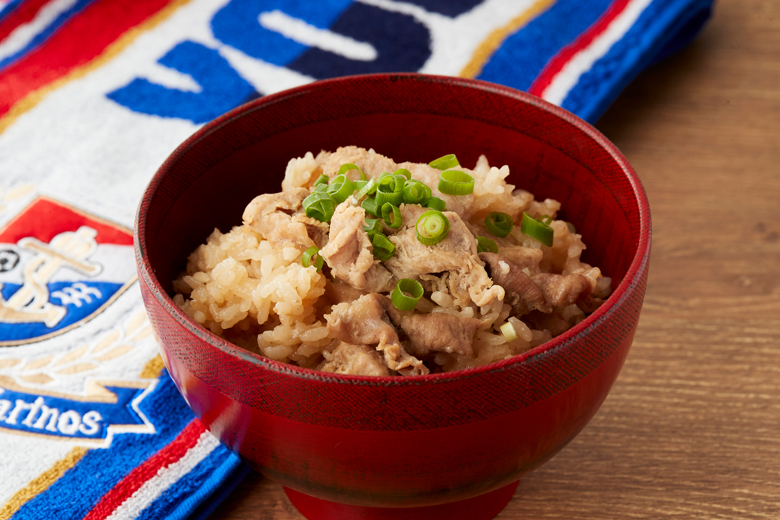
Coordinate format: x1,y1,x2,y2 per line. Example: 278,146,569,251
173,147,611,375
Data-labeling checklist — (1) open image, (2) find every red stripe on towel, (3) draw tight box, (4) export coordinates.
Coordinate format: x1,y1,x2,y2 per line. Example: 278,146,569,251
0,0,52,43
527,0,631,96
83,419,206,520
0,0,176,117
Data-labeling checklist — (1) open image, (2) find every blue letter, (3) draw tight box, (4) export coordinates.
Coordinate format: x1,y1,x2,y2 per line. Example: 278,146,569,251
107,41,259,124
288,3,431,79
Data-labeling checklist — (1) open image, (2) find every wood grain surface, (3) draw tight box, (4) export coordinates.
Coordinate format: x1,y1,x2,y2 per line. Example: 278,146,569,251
210,1,780,518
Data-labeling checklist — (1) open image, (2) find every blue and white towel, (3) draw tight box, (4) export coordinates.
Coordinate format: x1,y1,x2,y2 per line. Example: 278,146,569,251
0,0,712,518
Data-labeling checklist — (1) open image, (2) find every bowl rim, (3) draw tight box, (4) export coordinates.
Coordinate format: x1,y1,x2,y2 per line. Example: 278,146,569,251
134,72,651,386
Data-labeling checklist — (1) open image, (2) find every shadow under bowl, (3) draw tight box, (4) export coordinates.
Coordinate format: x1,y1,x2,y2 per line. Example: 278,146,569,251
135,73,651,520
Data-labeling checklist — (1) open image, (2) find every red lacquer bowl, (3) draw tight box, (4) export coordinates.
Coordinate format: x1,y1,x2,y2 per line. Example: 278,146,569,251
135,74,650,520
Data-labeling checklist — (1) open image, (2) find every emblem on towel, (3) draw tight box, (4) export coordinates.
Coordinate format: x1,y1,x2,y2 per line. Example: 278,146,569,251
0,197,136,346
0,379,156,447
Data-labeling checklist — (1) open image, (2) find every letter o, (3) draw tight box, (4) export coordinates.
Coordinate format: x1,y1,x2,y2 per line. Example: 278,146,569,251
57,410,81,435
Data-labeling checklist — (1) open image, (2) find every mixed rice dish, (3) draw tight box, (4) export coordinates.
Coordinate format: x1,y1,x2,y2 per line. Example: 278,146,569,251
172,147,611,376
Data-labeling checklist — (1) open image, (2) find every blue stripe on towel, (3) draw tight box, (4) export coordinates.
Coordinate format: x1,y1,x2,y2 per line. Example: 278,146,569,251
11,373,196,520
476,0,614,92
562,0,713,121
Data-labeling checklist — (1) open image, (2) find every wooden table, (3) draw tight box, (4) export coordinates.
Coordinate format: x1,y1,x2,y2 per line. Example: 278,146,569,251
211,1,780,517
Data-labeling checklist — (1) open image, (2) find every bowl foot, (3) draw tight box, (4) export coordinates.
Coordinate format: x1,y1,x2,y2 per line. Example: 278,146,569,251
283,481,519,520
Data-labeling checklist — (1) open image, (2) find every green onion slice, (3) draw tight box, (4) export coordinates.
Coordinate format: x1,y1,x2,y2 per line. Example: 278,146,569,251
438,170,474,196
429,154,460,171
338,163,366,181
362,197,379,217
303,192,336,223
371,232,395,261
485,212,513,238
327,174,354,204
302,246,324,272
376,176,404,206
355,179,377,200
393,174,407,192
500,322,518,342
402,180,428,205
394,168,412,180
426,196,446,211
476,236,499,254
381,203,402,229
540,215,553,225
313,183,328,193
364,217,383,236
313,174,329,186
520,212,553,247
391,278,424,311
415,210,449,246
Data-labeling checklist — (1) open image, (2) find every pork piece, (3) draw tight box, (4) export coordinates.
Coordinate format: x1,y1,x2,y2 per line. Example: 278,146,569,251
325,294,428,375
243,188,316,250
292,214,329,249
383,305,482,358
498,246,543,274
397,162,471,217
384,204,504,308
319,147,471,215
320,146,398,180
577,295,605,315
479,252,551,315
318,342,391,376
323,279,367,306
320,203,395,293
524,310,572,337
532,273,592,308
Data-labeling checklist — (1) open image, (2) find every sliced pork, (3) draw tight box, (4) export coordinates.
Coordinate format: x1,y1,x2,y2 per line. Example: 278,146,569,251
325,293,428,375
383,305,482,358
320,203,395,293
479,252,551,315
318,342,390,376
384,204,504,308
243,188,316,250
532,273,592,308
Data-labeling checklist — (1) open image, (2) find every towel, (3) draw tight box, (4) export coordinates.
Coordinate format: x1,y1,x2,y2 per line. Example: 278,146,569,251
0,0,712,518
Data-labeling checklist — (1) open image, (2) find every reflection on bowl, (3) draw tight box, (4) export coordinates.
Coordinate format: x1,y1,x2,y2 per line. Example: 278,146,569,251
135,73,650,520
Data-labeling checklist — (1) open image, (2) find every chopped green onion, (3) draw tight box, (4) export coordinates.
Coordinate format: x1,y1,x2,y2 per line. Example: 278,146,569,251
327,174,354,204
364,218,383,236
485,212,513,238
391,278,424,311
313,174,329,186
376,176,404,206
540,215,553,225
426,196,446,211
381,203,402,229
500,322,518,342
438,170,474,195
302,246,324,272
371,232,395,261
355,179,377,200
313,183,328,193
415,210,449,246
303,192,336,223
362,197,379,217
476,236,499,254
338,163,366,181
394,168,411,180
429,154,460,171
393,174,407,192
521,212,554,247
403,181,429,205
565,221,577,234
